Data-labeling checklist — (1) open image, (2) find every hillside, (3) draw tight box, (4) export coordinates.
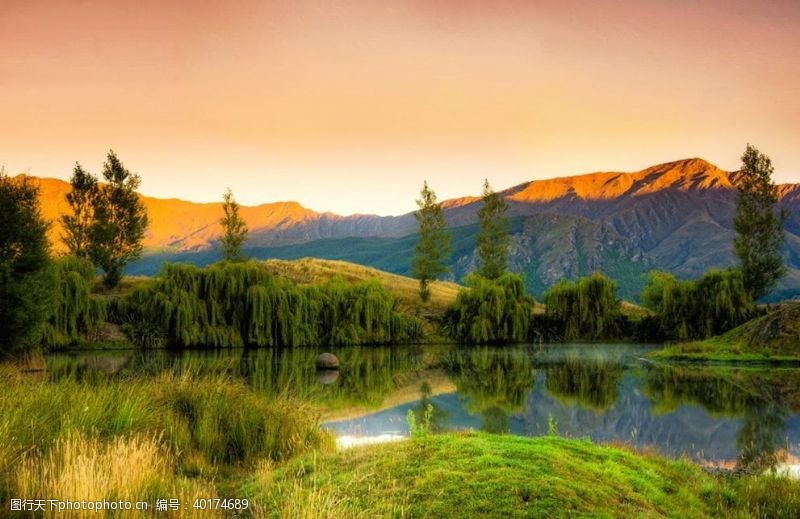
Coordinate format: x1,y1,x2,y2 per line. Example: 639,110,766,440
20,157,800,300
652,303,800,362
261,258,461,317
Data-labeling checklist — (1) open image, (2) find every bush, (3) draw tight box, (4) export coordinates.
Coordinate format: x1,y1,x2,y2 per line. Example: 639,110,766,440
443,273,535,344
542,273,622,341
641,269,753,341
114,261,421,348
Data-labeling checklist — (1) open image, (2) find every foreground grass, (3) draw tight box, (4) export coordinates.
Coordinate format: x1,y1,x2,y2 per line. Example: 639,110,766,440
0,363,331,517
247,432,800,518
651,303,800,363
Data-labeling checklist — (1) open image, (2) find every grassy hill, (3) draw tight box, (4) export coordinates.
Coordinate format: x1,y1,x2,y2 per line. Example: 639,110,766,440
248,432,800,518
652,302,800,362
262,257,462,318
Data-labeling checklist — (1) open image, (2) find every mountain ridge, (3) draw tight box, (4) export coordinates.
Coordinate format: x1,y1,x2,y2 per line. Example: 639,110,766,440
15,157,800,300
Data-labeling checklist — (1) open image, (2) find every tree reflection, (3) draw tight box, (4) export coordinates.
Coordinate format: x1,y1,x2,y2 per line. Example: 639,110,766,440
643,365,800,473
444,347,535,431
543,354,623,412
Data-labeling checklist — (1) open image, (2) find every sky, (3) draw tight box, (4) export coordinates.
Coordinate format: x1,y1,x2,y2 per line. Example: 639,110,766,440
1,0,799,216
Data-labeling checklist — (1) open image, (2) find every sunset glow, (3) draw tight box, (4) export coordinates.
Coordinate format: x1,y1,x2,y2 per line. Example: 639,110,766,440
2,0,799,214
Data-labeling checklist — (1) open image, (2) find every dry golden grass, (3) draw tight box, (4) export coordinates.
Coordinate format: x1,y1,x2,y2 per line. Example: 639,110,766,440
263,258,461,317
15,433,218,518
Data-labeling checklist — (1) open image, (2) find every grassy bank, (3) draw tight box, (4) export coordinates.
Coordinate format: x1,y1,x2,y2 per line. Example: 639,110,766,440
0,362,331,516
651,303,800,363
247,432,800,518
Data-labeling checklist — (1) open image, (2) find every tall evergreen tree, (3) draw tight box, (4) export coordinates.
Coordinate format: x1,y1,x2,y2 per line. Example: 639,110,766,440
0,170,54,352
476,179,510,279
89,151,149,288
411,181,451,301
220,188,248,261
61,162,99,259
733,144,787,299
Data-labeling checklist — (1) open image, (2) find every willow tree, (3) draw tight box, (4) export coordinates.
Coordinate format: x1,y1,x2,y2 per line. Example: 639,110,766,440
444,273,534,343
220,188,248,261
733,144,787,299
61,162,99,259
0,170,53,352
42,256,106,347
411,181,451,301
640,269,752,341
476,179,510,279
115,261,421,348
544,273,622,340
89,151,149,288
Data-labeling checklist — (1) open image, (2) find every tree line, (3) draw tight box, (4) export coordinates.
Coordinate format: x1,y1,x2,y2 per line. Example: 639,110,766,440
0,143,789,351
412,143,788,343
0,150,251,352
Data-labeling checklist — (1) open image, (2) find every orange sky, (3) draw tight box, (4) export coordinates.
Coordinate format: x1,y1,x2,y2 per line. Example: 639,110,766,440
1,0,799,215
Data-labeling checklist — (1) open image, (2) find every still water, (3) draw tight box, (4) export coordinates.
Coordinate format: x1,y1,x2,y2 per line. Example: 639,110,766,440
46,344,800,473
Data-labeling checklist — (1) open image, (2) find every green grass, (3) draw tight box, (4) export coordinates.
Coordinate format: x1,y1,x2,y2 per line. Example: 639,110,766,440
0,362,331,513
651,303,800,363
245,432,800,518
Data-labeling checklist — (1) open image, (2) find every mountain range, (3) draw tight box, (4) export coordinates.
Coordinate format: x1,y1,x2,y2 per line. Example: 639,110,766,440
20,158,800,301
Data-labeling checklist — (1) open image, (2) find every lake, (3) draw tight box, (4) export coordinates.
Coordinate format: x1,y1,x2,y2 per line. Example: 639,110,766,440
45,343,800,473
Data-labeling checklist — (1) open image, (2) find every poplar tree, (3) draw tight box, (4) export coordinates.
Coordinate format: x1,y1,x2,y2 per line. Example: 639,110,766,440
476,179,510,279
220,188,248,261
61,162,99,259
89,151,149,289
733,144,787,299
0,169,53,351
411,181,451,301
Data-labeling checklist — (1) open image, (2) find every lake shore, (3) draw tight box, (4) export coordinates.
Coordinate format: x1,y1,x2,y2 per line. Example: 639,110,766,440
249,431,800,518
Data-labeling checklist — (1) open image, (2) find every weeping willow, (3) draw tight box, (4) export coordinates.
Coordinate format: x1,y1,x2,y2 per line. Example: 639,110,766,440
444,273,535,344
640,269,753,341
543,273,622,341
115,261,422,348
41,256,106,347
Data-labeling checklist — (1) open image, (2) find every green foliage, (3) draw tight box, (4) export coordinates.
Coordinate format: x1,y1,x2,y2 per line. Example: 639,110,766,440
407,403,434,441
115,261,421,347
219,187,248,262
89,151,149,289
547,415,558,436
543,273,622,341
444,273,535,343
733,144,788,299
41,256,107,348
411,181,451,302
641,269,753,341
0,171,53,353
60,162,99,259
476,179,510,280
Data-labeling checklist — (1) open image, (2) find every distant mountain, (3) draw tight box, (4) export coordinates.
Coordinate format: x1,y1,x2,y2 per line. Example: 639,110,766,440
20,158,800,300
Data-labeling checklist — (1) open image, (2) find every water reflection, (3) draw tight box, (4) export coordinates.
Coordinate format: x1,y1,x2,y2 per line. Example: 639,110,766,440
45,345,800,472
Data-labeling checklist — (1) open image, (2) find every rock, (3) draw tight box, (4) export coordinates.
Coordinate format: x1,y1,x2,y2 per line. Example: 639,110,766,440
316,353,340,370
